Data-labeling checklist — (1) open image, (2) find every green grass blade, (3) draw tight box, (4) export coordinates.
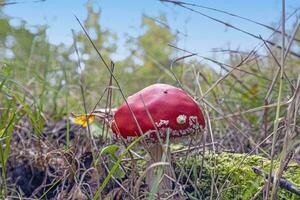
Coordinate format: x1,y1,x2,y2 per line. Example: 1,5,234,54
92,134,145,200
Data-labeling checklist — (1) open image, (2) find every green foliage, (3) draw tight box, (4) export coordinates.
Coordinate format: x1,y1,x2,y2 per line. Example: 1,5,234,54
99,144,125,179
115,14,177,94
100,144,120,159
93,134,146,200
74,0,117,108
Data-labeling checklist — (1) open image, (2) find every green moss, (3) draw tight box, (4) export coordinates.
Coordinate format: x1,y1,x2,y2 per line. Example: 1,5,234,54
174,152,300,200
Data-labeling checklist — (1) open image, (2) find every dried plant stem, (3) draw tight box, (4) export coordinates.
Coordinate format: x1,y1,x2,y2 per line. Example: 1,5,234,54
72,29,97,161
271,76,300,198
162,0,300,58
267,1,285,199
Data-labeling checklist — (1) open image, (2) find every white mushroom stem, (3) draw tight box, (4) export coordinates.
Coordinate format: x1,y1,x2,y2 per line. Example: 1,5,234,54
146,143,176,195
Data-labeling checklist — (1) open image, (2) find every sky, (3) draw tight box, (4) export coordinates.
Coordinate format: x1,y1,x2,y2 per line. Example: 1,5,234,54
2,0,300,62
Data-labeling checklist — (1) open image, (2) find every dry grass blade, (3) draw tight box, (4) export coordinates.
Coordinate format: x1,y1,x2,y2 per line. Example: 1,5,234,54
200,51,254,100
162,0,300,58
261,36,294,93
75,15,145,138
271,75,300,198
170,53,196,89
162,0,300,43
71,29,97,161
168,43,270,82
134,162,170,197
268,1,286,198
0,0,45,6
211,99,291,121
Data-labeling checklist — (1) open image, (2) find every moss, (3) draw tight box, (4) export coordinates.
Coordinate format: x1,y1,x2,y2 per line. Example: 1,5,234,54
174,152,300,200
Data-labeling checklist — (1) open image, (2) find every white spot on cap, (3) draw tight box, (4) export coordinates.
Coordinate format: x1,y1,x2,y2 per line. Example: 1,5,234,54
155,120,169,127
177,115,187,124
112,115,203,144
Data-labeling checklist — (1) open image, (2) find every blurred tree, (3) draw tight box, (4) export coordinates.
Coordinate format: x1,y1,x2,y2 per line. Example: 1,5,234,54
0,0,118,114
74,0,117,109
136,15,176,84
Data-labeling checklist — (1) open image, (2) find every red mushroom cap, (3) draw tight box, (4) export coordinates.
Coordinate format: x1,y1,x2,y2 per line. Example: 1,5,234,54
111,84,205,142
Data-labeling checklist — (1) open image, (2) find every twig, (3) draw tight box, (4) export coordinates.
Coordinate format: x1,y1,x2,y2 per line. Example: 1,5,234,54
161,0,300,58
200,51,254,100
170,53,196,89
252,167,300,196
0,0,45,6
211,99,291,121
161,0,300,43
168,44,270,81
72,29,97,162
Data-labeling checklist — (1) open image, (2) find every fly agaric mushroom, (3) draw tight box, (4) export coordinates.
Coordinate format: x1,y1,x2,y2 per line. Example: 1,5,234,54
111,83,205,195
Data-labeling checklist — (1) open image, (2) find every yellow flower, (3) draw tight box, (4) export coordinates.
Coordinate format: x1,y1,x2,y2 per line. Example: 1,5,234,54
72,114,95,127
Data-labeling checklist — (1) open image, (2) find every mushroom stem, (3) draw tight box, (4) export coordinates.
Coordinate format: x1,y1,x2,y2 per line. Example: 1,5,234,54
146,143,175,195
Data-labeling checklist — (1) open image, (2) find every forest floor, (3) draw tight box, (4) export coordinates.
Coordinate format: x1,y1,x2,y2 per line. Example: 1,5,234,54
3,117,300,200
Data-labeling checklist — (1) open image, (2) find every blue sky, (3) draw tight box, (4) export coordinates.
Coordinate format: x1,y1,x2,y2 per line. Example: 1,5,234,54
3,0,300,61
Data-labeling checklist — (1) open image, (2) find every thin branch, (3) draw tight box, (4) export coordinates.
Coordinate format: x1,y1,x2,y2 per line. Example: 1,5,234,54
169,43,270,81
170,53,196,89
253,167,300,196
0,0,45,6
160,0,300,43
162,0,300,58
